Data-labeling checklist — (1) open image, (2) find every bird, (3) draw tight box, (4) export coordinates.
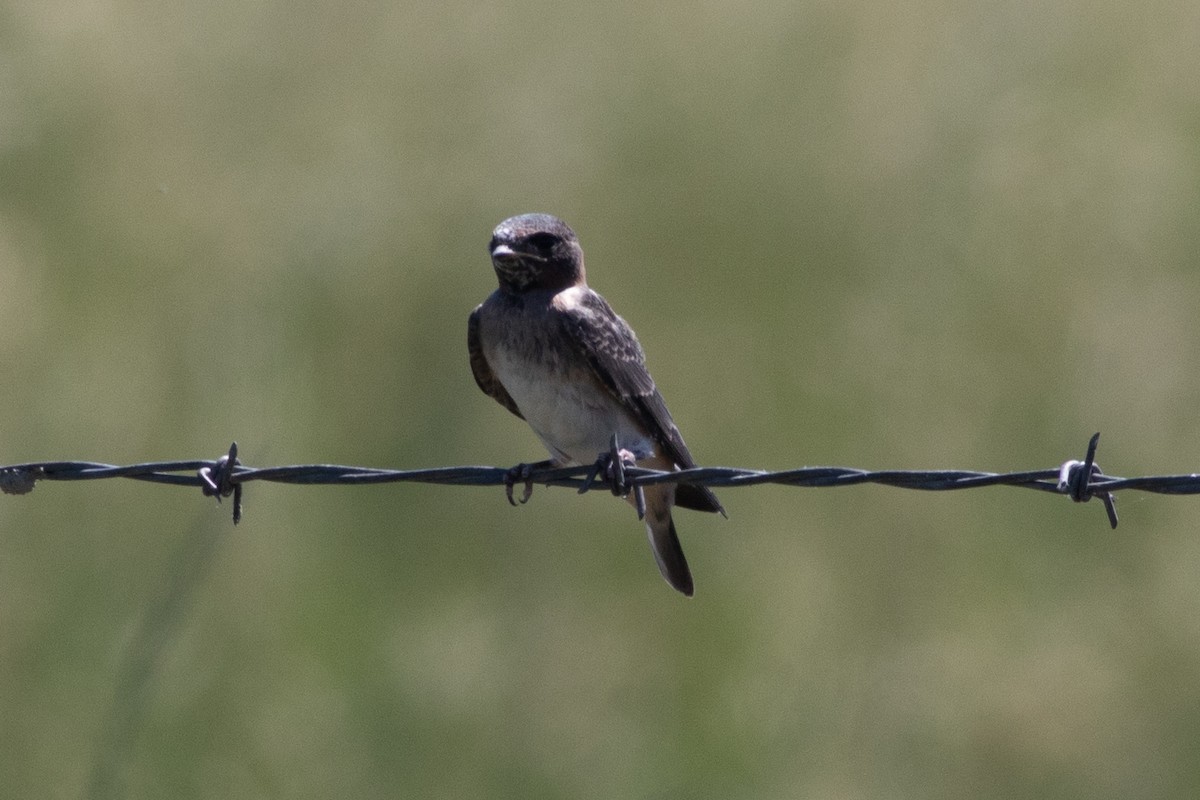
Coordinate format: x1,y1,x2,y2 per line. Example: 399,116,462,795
467,213,724,596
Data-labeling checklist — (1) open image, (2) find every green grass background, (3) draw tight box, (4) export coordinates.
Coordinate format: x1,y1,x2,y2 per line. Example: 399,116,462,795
2,1,1198,797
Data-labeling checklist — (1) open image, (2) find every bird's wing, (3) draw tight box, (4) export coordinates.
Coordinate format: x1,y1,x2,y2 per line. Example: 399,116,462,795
468,305,524,420
554,290,723,514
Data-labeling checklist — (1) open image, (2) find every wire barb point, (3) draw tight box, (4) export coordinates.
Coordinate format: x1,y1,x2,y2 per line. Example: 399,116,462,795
1057,432,1118,529
199,442,243,524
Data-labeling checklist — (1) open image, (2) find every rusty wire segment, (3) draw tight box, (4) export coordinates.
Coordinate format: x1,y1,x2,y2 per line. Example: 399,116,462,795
2,434,1196,529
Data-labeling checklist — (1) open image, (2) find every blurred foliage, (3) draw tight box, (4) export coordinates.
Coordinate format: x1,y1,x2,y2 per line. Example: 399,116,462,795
1,0,1199,797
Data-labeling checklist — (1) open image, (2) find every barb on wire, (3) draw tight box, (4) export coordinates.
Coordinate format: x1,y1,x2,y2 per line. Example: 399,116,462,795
197,442,243,524
2,432,1198,527
1056,432,1119,529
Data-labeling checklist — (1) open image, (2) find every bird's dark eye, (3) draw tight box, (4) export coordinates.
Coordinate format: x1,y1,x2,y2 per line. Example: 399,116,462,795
488,235,499,252
526,232,558,251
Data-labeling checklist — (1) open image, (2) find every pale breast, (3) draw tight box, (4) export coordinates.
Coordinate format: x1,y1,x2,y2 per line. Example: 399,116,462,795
480,296,654,465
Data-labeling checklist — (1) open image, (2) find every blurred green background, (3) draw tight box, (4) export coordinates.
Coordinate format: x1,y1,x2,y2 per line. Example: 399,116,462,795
2,0,1198,797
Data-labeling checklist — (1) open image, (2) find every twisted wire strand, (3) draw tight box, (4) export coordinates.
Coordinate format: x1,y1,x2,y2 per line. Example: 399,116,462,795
1,434,1193,529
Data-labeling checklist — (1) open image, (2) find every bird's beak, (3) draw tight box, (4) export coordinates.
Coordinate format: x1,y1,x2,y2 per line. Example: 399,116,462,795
491,244,547,266
490,244,518,263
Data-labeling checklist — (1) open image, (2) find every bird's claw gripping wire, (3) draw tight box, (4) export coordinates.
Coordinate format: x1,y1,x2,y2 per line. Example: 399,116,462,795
504,463,534,506
1057,432,1118,529
199,442,243,524
578,434,647,520
503,460,554,505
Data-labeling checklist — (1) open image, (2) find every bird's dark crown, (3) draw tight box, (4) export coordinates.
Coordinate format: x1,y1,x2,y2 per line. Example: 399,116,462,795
489,213,585,293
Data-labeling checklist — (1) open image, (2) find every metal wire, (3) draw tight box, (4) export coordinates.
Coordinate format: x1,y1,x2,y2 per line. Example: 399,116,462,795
2,433,1192,529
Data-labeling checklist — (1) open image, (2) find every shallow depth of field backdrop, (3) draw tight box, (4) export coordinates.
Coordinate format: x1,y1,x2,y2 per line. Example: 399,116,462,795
2,2,1198,798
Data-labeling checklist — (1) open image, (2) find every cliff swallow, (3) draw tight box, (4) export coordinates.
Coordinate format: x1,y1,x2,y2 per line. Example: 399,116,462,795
468,213,724,596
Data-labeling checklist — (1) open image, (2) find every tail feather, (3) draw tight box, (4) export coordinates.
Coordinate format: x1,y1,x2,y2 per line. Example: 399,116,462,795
646,514,694,597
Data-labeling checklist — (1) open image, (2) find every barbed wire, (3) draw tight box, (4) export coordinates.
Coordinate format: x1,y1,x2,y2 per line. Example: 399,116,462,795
2,433,1197,529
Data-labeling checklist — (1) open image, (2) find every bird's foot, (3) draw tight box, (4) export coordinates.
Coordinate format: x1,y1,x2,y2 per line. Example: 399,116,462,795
579,435,646,519
504,461,541,506
503,459,556,505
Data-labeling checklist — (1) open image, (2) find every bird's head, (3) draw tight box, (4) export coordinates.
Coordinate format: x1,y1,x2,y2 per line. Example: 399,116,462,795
489,213,585,293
